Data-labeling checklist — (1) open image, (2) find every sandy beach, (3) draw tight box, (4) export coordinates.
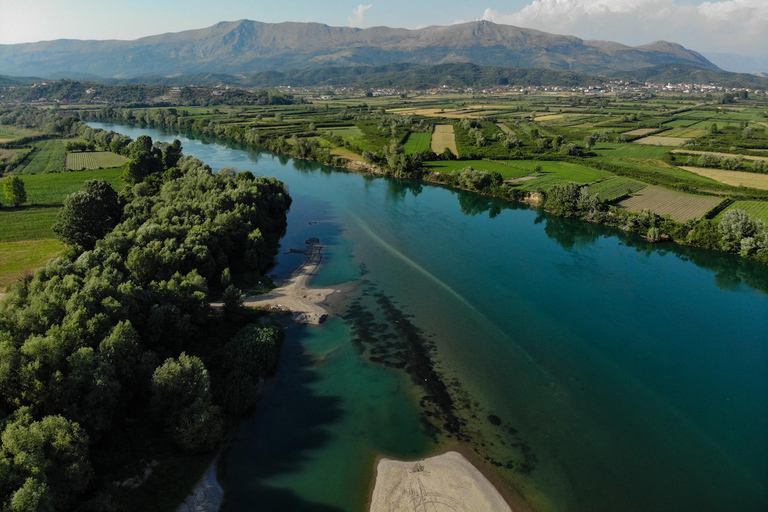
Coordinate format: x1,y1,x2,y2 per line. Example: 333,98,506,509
369,451,513,512
243,238,351,325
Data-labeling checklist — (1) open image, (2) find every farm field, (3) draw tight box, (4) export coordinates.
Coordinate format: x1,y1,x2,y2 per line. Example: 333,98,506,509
426,159,609,188
403,132,432,154
634,136,690,146
0,126,40,142
2,167,125,205
431,125,458,156
623,128,657,136
66,151,128,170
13,139,67,174
717,201,768,223
0,207,60,242
329,126,363,139
671,150,768,162
588,177,648,202
0,239,64,289
618,186,723,222
593,143,671,159
680,166,768,190
496,124,513,135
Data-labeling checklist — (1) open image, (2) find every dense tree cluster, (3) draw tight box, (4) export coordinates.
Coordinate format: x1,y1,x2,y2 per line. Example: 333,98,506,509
0,133,291,510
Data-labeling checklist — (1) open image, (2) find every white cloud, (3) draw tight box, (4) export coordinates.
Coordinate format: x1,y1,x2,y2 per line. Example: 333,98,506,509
480,0,768,60
348,4,373,27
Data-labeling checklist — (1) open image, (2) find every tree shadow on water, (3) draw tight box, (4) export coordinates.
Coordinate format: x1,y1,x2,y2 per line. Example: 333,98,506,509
221,324,346,512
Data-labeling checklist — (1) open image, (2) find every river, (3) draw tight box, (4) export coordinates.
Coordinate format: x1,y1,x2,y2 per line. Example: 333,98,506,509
90,122,768,512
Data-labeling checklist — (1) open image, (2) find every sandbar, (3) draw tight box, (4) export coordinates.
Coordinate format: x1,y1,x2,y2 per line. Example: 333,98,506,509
244,238,350,325
369,451,513,512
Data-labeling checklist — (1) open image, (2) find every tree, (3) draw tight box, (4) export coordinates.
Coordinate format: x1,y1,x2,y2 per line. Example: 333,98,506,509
2,176,26,207
151,353,223,452
0,410,92,510
53,179,122,250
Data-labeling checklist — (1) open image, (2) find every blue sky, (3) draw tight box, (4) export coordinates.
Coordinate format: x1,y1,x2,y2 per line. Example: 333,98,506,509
0,1,765,62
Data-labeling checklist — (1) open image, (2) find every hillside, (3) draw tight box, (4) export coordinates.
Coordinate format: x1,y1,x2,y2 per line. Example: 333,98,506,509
0,20,717,78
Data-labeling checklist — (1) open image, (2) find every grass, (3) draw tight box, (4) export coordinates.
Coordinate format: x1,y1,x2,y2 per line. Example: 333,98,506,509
593,143,671,159
328,126,363,139
0,207,60,242
426,159,610,190
2,167,125,205
588,177,648,202
0,125,40,142
14,139,67,174
403,132,432,154
0,168,126,288
717,201,768,224
617,186,723,222
66,151,128,170
0,239,64,290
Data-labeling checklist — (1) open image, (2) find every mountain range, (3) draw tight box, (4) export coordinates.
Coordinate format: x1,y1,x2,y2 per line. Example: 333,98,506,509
0,19,717,79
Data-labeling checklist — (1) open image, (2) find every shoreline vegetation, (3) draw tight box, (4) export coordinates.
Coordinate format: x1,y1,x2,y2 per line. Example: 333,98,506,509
71,101,768,267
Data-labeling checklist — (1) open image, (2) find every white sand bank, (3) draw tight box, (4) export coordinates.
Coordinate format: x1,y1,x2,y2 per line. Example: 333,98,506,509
370,451,513,512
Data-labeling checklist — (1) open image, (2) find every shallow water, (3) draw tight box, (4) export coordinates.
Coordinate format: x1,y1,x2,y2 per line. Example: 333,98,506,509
92,123,768,512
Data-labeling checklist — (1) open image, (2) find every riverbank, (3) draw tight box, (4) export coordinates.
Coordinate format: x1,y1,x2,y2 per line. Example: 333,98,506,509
244,238,354,324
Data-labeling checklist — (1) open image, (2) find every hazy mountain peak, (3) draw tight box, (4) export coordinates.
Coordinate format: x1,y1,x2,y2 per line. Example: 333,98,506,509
0,19,717,79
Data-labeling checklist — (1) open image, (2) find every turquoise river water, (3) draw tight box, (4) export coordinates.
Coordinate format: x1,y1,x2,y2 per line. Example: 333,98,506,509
91,123,768,512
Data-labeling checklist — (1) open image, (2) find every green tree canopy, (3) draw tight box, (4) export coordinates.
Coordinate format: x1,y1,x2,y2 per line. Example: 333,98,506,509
53,179,122,250
2,177,26,207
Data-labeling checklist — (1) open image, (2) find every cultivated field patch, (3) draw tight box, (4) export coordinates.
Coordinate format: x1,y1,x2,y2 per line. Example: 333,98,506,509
66,151,128,170
496,124,513,135
431,125,458,156
588,177,647,202
717,201,768,224
671,150,768,163
617,186,722,221
623,128,657,136
634,136,690,147
403,132,432,154
0,239,64,290
680,167,768,190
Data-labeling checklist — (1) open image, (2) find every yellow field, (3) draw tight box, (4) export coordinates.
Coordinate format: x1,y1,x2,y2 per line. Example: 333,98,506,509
431,125,458,156
680,167,768,190
497,124,514,135
618,186,722,221
634,136,690,147
331,146,364,163
623,128,657,136
534,114,565,121
388,105,504,119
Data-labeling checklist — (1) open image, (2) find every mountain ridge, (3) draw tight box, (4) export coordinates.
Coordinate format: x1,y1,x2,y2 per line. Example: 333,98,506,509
0,19,716,79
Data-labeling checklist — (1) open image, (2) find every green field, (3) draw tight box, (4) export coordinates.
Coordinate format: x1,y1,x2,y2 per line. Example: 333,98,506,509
0,168,126,289
593,143,671,159
403,132,432,154
4,167,125,205
0,239,64,289
0,126,39,141
14,139,67,174
426,159,610,190
588,177,648,202
66,151,128,170
329,126,363,139
0,206,60,242
717,201,768,224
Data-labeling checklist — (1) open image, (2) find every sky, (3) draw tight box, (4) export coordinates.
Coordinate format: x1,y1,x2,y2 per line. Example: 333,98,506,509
0,1,766,62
